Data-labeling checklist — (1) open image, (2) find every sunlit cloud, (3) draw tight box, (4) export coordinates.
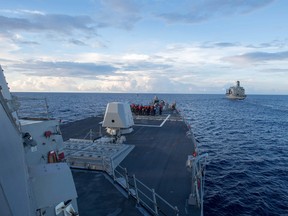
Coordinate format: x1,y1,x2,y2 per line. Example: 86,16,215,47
10,76,79,92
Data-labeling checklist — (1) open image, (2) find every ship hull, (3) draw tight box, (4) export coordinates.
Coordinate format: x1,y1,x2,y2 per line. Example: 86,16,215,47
226,94,246,100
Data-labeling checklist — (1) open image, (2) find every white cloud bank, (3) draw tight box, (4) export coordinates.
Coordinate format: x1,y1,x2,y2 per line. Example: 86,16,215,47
2,39,287,94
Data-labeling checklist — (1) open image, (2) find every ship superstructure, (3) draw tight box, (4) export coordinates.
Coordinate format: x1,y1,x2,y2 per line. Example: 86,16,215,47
0,65,78,216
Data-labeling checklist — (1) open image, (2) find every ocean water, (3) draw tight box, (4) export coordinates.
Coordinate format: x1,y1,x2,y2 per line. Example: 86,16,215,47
14,92,288,216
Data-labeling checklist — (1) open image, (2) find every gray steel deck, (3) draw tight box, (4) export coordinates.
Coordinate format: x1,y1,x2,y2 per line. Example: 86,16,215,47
61,111,198,215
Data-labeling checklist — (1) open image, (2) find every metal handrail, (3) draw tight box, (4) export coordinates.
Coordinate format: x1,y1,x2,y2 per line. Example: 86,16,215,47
109,162,179,216
16,96,50,119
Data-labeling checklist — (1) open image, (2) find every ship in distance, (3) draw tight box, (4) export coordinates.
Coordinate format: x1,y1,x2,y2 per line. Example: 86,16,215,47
226,80,246,100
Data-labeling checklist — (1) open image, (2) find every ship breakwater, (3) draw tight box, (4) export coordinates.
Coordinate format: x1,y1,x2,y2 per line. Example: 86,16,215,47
15,92,288,215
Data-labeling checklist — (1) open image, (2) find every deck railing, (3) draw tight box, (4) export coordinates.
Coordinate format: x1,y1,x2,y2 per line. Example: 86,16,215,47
16,96,50,119
178,108,209,216
102,158,179,216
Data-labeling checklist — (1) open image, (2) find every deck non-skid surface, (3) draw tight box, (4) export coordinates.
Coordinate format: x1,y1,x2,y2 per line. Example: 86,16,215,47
123,114,194,214
72,170,142,216
61,116,103,141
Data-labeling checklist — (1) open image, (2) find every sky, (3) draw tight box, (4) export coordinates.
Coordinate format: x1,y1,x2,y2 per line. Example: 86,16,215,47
0,0,288,94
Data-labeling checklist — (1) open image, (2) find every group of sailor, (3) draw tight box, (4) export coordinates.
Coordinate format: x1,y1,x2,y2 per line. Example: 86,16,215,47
130,96,177,116
130,103,163,116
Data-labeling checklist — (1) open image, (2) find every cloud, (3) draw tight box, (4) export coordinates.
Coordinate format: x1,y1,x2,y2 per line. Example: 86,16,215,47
0,13,96,35
0,9,45,16
199,42,240,48
13,61,118,78
121,61,172,72
10,76,79,92
0,2,143,33
3,39,288,93
224,51,288,64
11,33,39,45
212,42,239,48
0,6,141,47
246,40,288,49
68,39,87,46
260,68,288,74
156,0,275,24
0,10,99,49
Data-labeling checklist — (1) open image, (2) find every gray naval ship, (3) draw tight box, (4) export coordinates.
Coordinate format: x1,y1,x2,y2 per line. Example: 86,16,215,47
0,65,208,216
226,81,246,100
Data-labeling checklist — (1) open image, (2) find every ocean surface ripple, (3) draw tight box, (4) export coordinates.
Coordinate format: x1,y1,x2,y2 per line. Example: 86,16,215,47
15,93,288,216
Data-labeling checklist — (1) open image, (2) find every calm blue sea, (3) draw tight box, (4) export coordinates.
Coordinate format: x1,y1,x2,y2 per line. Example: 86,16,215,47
14,92,288,216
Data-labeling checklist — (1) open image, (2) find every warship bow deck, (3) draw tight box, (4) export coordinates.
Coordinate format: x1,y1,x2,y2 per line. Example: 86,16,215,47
61,110,205,215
